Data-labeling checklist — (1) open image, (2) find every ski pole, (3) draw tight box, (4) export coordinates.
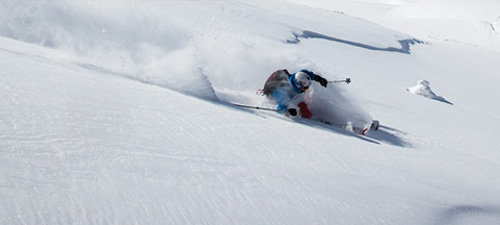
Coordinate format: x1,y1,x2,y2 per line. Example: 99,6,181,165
328,78,351,84
230,103,277,112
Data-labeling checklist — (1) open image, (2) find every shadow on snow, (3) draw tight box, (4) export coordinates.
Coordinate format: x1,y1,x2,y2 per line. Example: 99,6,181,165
433,204,500,225
287,30,425,54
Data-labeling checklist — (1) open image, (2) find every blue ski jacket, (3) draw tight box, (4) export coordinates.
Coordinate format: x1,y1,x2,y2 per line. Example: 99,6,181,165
263,69,319,114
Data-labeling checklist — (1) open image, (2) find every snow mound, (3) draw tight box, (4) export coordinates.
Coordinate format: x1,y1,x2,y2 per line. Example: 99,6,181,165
407,80,453,105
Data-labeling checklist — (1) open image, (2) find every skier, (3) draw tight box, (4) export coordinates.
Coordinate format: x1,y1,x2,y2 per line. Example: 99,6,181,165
261,69,328,118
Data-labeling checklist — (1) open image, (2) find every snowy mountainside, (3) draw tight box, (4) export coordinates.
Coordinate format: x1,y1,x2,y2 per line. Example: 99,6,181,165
286,0,500,53
2,1,500,224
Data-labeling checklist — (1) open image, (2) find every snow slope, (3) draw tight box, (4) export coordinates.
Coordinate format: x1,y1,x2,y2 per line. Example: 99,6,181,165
1,1,500,224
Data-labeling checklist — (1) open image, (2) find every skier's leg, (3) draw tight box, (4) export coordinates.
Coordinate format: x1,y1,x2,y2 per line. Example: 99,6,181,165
298,102,312,119
272,88,292,114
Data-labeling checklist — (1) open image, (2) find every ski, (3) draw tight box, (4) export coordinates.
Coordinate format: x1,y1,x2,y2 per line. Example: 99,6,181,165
313,119,379,136
231,102,380,136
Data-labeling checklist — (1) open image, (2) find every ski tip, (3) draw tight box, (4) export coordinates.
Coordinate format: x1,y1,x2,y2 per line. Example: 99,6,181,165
361,127,369,136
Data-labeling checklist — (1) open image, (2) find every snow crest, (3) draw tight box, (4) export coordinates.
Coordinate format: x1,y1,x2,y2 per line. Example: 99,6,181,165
407,80,453,105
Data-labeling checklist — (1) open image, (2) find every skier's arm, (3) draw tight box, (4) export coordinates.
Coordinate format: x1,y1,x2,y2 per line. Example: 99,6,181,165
276,103,297,116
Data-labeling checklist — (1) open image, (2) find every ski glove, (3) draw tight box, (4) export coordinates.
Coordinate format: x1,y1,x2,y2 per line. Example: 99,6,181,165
315,76,328,87
287,108,297,116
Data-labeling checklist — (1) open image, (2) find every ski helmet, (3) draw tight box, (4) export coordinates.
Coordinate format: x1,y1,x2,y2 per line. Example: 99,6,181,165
294,72,312,91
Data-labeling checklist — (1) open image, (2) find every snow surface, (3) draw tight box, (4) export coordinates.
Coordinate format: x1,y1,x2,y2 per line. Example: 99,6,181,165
1,1,500,224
